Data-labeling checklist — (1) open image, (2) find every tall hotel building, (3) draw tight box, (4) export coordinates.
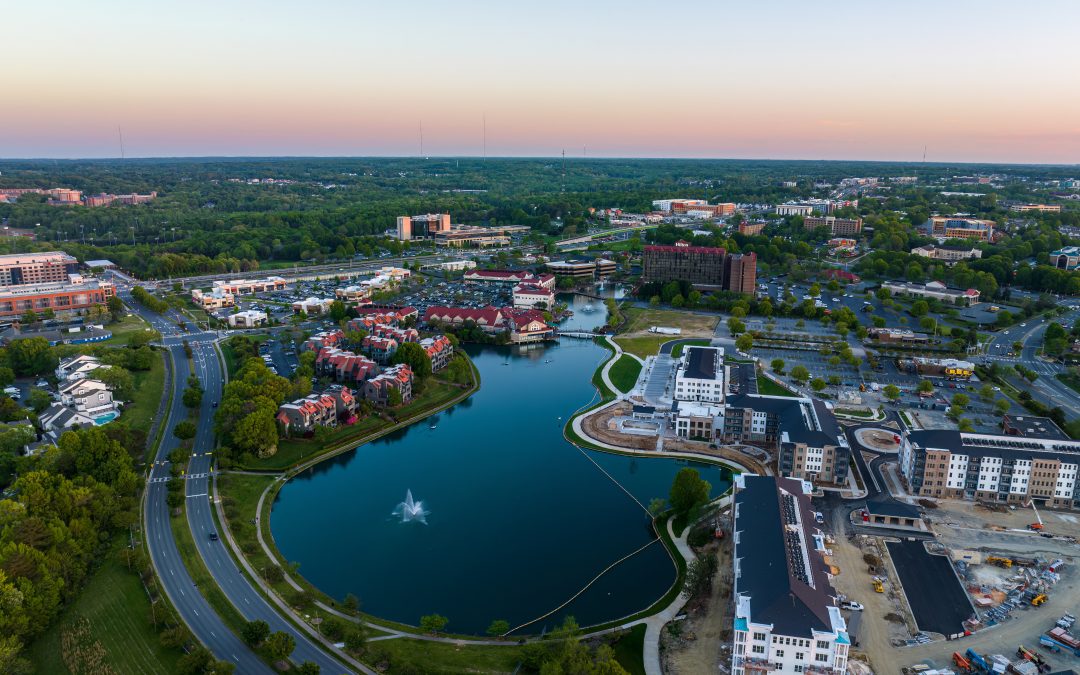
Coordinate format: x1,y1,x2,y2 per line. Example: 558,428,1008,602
0,252,80,286
642,240,756,294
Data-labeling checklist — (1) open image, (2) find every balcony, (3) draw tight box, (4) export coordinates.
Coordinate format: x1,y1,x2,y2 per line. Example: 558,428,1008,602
741,658,777,672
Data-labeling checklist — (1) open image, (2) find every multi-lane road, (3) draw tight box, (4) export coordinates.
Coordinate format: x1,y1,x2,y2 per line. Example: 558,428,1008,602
126,288,354,674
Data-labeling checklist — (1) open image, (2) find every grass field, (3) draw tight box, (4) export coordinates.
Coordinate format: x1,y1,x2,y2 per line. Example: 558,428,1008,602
611,623,647,675
1058,372,1080,395
370,637,525,673
608,355,643,393
620,307,718,337
756,375,797,397
613,336,669,359
28,540,182,675
123,353,166,436
101,313,158,346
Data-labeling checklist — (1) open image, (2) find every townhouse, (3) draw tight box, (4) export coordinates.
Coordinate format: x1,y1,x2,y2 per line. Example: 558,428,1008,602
420,335,454,372
55,354,104,381
363,364,413,405
314,347,377,384
276,385,358,435
58,378,117,417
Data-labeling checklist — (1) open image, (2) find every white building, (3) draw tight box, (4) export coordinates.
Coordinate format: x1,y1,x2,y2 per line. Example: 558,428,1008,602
292,297,334,315
512,283,555,309
58,378,116,416
192,287,236,309
227,310,268,328
674,346,725,403
775,204,815,217
732,474,850,675
881,280,981,306
55,354,104,381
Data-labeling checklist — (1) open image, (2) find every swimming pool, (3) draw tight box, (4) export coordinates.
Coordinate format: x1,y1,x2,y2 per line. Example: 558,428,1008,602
94,411,119,425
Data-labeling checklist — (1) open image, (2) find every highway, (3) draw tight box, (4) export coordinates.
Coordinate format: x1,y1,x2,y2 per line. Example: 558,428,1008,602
154,255,436,287
126,286,353,674
980,307,1080,419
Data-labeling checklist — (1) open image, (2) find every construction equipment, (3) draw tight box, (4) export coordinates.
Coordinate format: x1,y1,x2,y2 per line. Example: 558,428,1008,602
1027,499,1045,531
953,652,972,672
965,648,990,672
1031,594,1048,607
1017,645,1051,672
1038,636,1061,653
872,578,884,593
987,556,1014,568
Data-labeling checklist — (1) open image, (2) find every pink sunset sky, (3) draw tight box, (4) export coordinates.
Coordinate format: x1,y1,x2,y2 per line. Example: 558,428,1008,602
4,0,1079,162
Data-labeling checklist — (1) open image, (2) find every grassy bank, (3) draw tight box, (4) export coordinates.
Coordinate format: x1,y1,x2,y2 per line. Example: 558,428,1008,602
670,339,710,358
613,336,668,359
101,313,159,346
612,623,647,675
220,333,271,378
123,353,166,436
27,540,183,675
609,354,643,393
169,507,249,634
756,375,798,397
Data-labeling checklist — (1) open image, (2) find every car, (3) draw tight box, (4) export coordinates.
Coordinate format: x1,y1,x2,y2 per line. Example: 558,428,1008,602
814,512,825,524
212,401,219,408
34,379,48,388
841,601,864,611
1021,323,1027,327
209,532,219,541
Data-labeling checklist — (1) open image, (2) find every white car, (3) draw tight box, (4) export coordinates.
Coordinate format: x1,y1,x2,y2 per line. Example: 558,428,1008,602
841,601,864,611
832,298,840,302
1020,323,1027,327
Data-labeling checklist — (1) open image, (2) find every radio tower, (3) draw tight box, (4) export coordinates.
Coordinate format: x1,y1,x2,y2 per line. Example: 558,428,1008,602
561,149,566,193
482,114,487,160
419,121,424,158
118,125,126,159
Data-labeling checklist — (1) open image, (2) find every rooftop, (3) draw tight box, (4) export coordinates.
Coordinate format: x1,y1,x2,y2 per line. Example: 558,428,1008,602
683,346,720,381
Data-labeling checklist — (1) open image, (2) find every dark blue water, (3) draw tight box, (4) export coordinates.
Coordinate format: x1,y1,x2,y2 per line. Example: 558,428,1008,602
271,297,730,635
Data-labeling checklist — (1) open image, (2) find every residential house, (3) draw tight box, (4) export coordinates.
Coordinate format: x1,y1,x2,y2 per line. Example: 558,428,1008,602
302,329,345,352
363,364,413,405
420,335,454,371
55,354,103,381
58,378,117,416
362,335,399,364
315,347,377,384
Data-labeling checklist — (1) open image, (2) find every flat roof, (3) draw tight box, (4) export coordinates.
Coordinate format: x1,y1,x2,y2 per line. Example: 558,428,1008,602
683,346,719,380
1003,415,1070,441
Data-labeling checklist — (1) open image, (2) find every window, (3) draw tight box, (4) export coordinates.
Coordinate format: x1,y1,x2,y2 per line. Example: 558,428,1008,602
794,667,804,673
816,653,830,662
776,650,784,658
753,632,765,641
752,645,765,655
795,652,805,661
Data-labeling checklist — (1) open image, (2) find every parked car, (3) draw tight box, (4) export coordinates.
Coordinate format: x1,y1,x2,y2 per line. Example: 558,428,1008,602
841,601,864,611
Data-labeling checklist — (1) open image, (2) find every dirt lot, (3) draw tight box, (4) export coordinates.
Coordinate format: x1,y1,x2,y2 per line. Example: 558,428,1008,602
842,498,1080,674
581,402,658,450
619,308,719,338
663,515,733,674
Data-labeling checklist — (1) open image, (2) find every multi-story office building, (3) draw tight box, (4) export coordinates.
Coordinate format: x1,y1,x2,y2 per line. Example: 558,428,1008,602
546,258,616,279
911,245,983,263
0,252,80,286
674,346,725,403
738,221,766,236
804,216,863,236
0,278,115,318
899,425,1080,509
652,199,736,217
1010,204,1061,213
1050,246,1080,271
642,241,756,294
395,213,452,241
928,216,995,242
732,474,850,675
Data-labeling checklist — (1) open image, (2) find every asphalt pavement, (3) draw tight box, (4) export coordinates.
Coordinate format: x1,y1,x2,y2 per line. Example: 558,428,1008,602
125,287,354,674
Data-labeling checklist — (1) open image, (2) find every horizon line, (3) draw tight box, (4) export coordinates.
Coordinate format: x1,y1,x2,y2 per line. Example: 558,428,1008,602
0,154,1078,168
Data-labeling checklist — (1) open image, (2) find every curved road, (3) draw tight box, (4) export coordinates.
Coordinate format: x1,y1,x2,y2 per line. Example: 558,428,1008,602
127,288,353,674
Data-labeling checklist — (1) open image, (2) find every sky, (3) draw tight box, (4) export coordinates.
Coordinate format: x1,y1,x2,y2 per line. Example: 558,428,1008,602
4,0,1080,163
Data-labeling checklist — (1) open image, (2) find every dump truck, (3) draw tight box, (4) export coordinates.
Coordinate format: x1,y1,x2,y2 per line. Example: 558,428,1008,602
873,578,884,593
953,652,972,672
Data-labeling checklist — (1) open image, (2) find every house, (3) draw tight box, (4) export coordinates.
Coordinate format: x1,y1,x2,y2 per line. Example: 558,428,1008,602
55,354,104,381
362,335,399,364
420,335,454,371
315,347,377,384
503,308,554,343
821,269,860,284
227,310,268,328
58,378,117,416
352,306,419,323
372,324,418,344
39,404,96,437
423,306,505,333
276,388,357,435
363,363,413,405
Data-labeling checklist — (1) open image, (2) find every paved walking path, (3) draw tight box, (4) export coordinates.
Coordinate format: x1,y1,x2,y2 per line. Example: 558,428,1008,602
641,517,695,675
599,336,643,398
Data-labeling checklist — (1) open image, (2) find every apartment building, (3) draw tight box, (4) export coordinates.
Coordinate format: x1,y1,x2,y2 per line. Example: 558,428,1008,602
0,278,115,318
804,216,863,236
642,241,756,294
732,474,850,675
55,354,104,381
363,364,413,405
652,199,736,217
899,426,1080,509
315,347,377,384
911,245,983,263
420,335,454,372
58,378,117,417
738,221,766,236
301,330,345,353
362,335,399,364
774,204,815,217
928,216,995,242
0,252,79,286
276,386,358,434
512,283,555,309
881,280,981,306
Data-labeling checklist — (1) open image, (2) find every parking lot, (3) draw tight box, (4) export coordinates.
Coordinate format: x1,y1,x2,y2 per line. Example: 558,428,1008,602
886,539,974,637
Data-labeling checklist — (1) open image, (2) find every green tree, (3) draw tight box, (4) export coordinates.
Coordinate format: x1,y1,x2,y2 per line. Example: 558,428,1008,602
770,358,785,374
420,613,449,634
342,593,360,614
97,366,135,399
106,295,125,321
995,398,1011,415
727,317,746,335
264,631,296,662
26,389,51,414
958,418,975,432
391,342,432,380
669,467,711,516
910,300,929,317
952,393,970,409
917,380,934,395
241,619,270,647
329,300,348,322
173,420,197,441
682,553,719,599
811,378,827,392
883,384,900,401
344,628,366,653
735,334,753,353
487,619,511,637
7,337,56,376
296,662,320,675
790,365,809,383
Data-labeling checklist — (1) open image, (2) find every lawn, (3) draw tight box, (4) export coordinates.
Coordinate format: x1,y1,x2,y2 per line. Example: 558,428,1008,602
756,375,797,397
220,333,271,378
608,355,642,393
670,339,711,358
611,623,647,675
619,307,719,337
613,336,669,359
100,313,158,346
122,352,166,437
27,540,182,675
368,638,524,673
1058,372,1080,395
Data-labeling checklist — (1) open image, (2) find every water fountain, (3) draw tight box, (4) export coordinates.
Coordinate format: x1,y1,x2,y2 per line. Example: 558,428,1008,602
393,490,429,524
